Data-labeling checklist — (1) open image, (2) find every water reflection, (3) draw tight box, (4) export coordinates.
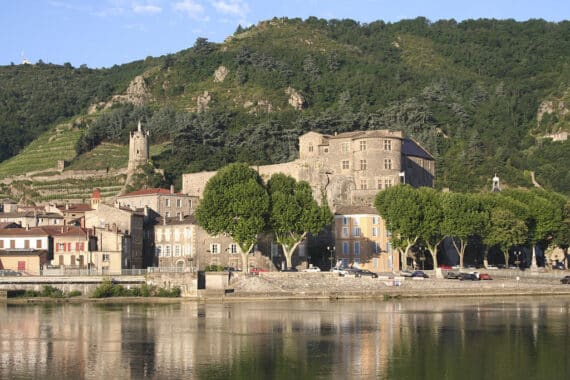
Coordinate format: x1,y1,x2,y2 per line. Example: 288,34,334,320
0,298,569,379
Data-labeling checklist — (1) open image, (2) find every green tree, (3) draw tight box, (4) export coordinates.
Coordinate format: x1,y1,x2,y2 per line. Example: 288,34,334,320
416,187,445,270
267,174,332,269
483,207,528,266
441,192,487,268
195,163,269,270
503,189,564,268
374,185,422,270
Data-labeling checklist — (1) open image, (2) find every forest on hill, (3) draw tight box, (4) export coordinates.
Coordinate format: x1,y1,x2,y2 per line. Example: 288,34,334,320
1,17,569,195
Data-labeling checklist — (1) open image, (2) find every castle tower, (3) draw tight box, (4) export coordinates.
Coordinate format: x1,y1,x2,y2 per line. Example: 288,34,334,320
128,121,150,171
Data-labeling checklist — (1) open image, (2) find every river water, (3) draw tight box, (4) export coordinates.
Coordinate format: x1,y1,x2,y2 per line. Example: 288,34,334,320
1,297,569,380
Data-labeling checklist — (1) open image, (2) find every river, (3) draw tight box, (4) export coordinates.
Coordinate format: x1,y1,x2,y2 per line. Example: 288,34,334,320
1,297,569,379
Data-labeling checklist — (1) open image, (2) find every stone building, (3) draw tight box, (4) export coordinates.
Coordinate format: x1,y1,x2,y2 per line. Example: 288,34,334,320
84,203,145,269
153,215,270,271
117,187,197,219
0,227,52,275
42,225,91,268
182,130,434,209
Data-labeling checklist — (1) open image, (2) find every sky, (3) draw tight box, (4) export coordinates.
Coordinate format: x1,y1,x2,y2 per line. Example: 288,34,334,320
1,0,569,68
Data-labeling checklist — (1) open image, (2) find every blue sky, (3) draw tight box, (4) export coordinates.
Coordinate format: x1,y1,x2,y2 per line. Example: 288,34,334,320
1,0,568,68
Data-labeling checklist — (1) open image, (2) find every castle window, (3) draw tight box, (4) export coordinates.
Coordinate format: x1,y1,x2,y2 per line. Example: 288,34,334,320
360,160,367,170
342,160,349,170
360,179,367,189
384,159,392,170
384,139,392,151
359,141,367,151
384,179,393,188
341,142,349,152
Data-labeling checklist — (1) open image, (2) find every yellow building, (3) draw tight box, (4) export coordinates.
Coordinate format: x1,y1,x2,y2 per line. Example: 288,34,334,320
334,206,398,273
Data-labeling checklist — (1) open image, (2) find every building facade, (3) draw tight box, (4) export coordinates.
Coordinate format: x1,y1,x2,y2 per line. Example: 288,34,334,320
333,206,398,272
117,187,197,219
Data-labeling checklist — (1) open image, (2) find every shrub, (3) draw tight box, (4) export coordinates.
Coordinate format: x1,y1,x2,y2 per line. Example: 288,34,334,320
68,290,82,297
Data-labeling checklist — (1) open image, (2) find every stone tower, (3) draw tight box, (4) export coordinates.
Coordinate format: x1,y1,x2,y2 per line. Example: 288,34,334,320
492,174,501,192
128,121,149,171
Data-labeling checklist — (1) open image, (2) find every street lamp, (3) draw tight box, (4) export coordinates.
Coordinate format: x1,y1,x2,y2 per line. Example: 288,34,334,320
327,245,336,269
514,250,522,269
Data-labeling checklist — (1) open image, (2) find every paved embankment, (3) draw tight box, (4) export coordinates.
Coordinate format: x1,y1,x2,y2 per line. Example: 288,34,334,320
224,271,570,300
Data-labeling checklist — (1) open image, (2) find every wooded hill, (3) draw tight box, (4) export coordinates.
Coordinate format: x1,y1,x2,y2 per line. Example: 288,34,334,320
1,17,570,200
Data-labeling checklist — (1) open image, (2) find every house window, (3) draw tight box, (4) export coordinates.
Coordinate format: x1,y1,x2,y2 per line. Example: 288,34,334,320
10,240,15,249
174,244,181,256
354,242,360,256
188,199,193,208
384,159,392,170
57,243,65,252
360,179,367,190
103,254,110,262
372,216,379,225
342,217,348,225
384,179,393,188
165,245,171,257
360,160,367,170
165,198,170,207
341,142,349,152
353,218,359,226
342,160,349,170
24,240,30,249
308,144,314,152
185,245,192,256
359,141,367,151
377,179,383,189
210,243,221,254
342,227,349,238
155,245,162,257
342,241,349,255
176,199,182,208
229,243,238,254
353,227,361,237
372,227,378,237
384,139,392,151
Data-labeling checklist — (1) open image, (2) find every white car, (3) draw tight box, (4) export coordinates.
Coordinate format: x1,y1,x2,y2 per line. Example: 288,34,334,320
303,266,321,272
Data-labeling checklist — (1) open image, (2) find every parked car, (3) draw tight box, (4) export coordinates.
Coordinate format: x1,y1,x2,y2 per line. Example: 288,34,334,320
459,273,480,281
343,268,362,277
445,271,461,279
331,267,348,275
561,276,570,284
400,270,413,277
0,269,22,277
249,267,269,275
438,265,453,270
411,270,428,278
357,270,378,278
479,273,493,280
303,266,321,272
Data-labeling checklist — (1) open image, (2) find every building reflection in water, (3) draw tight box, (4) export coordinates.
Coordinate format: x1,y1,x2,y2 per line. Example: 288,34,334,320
0,298,569,379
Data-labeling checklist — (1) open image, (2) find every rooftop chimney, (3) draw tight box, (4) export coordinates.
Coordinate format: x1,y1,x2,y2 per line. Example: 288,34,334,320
170,185,175,194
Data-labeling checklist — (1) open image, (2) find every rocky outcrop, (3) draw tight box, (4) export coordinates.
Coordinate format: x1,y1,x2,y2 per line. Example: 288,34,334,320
285,87,305,110
213,66,229,83
537,99,568,124
88,75,152,114
197,91,212,112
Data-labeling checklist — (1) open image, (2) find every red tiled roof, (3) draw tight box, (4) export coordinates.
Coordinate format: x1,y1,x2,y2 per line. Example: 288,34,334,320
335,205,378,215
40,226,88,237
0,227,49,237
57,204,92,213
118,188,182,197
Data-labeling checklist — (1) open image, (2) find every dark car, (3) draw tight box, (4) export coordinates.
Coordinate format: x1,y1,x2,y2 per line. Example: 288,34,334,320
459,273,480,281
411,270,428,278
445,271,461,279
561,276,570,284
358,270,378,278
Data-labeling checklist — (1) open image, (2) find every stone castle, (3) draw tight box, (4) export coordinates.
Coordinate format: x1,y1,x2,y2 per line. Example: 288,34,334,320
182,130,435,210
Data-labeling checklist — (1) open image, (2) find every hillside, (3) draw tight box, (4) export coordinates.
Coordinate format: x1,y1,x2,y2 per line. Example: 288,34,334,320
1,17,570,203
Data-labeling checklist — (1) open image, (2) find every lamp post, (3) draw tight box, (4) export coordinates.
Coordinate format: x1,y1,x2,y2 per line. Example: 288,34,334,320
327,245,336,269
514,250,521,269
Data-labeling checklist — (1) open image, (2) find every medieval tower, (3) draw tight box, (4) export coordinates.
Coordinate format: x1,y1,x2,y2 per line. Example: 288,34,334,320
128,121,150,171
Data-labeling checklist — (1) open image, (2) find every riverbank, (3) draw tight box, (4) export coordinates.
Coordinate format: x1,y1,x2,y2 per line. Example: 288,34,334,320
3,271,570,303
